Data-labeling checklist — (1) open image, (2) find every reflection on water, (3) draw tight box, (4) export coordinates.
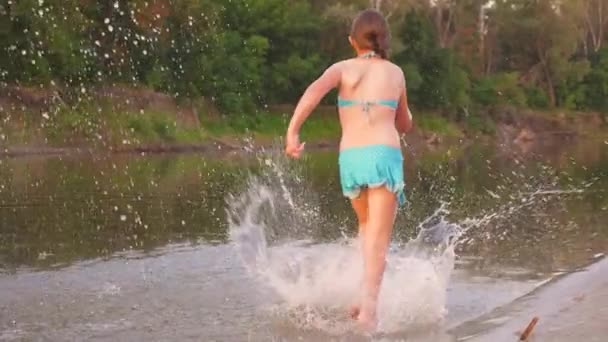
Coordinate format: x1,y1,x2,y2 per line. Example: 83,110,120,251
0,154,251,271
1,142,604,273
0,140,607,340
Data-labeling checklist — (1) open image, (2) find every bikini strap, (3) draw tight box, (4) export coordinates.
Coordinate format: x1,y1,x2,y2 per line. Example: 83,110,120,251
358,51,377,59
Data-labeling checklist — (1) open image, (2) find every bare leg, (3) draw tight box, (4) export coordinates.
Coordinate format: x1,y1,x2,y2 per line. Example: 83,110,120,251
357,186,397,331
348,189,368,319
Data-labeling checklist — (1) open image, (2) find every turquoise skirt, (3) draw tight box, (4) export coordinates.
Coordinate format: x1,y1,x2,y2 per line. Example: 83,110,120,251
338,144,406,206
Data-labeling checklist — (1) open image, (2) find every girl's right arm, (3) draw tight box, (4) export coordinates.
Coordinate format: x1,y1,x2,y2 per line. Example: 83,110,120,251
285,62,343,158
395,73,413,134
287,62,342,136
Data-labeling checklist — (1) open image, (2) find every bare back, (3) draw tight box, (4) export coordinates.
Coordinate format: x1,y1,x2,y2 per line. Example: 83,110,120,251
286,55,411,153
337,58,405,150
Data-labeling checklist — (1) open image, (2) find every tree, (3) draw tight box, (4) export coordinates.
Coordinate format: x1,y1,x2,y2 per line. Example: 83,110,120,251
493,0,588,107
395,10,470,111
582,0,608,53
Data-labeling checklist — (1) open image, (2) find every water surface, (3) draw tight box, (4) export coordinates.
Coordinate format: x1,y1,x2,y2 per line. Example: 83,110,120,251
0,140,606,340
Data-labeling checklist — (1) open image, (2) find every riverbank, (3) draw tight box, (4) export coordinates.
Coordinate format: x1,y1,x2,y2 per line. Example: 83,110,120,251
1,85,606,158
453,254,608,342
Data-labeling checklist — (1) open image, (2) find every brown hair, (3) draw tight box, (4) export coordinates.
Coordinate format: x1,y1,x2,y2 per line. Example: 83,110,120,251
350,9,390,59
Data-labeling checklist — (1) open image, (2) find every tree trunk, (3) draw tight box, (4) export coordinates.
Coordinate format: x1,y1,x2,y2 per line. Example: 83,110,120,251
597,0,604,51
485,41,494,75
443,5,454,47
582,32,589,57
537,43,556,107
585,0,605,52
434,1,454,48
435,5,444,47
370,0,383,11
478,4,486,74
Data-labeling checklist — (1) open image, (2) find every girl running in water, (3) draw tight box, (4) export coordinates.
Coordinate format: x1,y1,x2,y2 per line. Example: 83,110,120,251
284,8,413,331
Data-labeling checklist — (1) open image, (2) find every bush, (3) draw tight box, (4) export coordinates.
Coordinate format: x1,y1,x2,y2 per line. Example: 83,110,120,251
415,113,460,136
525,86,550,109
472,72,527,107
577,48,608,112
464,110,496,135
395,11,470,110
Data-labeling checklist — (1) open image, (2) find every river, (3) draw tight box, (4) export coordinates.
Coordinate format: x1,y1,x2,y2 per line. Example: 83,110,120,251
0,139,606,341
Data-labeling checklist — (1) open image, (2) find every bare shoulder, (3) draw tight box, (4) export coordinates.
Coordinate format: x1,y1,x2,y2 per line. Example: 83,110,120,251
383,60,406,89
319,60,349,77
330,59,350,70
386,61,405,79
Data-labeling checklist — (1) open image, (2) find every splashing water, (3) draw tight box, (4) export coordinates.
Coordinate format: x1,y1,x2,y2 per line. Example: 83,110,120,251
226,151,463,335
225,147,587,336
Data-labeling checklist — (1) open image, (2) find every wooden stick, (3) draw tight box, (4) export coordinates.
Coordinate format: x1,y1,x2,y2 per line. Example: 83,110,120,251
519,317,539,341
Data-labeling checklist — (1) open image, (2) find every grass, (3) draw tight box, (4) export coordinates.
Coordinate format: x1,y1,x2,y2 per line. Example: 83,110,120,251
3,103,341,149
8,104,207,148
124,111,206,144
414,112,462,137
200,109,341,143
9,102,566,150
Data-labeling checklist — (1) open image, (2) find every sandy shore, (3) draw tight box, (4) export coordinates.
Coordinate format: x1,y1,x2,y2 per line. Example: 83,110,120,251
453,254,608,341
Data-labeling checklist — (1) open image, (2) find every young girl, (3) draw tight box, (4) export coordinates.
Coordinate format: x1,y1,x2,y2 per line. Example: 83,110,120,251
284,9,413,331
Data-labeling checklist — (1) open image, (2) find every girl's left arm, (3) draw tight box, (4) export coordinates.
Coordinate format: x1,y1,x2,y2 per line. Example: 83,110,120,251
395,74,413,134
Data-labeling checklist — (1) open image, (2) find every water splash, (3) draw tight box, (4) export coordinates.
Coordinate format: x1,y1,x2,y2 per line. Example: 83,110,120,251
225,147,588,336
226,151,462,335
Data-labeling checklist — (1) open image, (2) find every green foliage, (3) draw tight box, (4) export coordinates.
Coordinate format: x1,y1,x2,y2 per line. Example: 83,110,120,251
402,63,423,91
525,86,550,109
3,0,608,139
46,104,102,144
201,110,340,141
415,113,461,136
464,110,496,135
128,113,179,142
472,73,527,107
579,48,608,112
395,11,470,110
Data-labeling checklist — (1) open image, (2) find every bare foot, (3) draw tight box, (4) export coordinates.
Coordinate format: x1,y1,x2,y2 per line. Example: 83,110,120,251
348,304,360,319
357,310,377,332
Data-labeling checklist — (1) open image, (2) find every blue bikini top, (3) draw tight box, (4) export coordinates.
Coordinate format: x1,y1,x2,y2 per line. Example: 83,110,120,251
337,97,398,111
337,50,399,117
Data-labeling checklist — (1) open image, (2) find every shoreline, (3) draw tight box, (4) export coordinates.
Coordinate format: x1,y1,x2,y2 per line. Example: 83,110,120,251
2,86,607,159
0,140,339,158
452,254,608,341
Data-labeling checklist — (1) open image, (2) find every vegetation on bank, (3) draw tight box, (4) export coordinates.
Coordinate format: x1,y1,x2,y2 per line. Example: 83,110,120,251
2,0,608,150
0,103,345,149
4,94,606,152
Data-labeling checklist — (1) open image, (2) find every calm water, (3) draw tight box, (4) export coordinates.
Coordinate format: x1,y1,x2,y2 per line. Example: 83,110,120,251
0,140,607,341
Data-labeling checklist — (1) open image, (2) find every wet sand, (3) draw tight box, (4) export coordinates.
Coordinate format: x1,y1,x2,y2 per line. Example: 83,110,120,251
453,255,608,341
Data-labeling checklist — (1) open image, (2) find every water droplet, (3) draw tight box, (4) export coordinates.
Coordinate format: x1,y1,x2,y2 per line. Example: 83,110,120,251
120,215,127,221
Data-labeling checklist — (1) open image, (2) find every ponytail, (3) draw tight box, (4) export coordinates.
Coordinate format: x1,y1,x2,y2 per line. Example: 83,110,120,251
366,32,388,59
351,9,391,59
